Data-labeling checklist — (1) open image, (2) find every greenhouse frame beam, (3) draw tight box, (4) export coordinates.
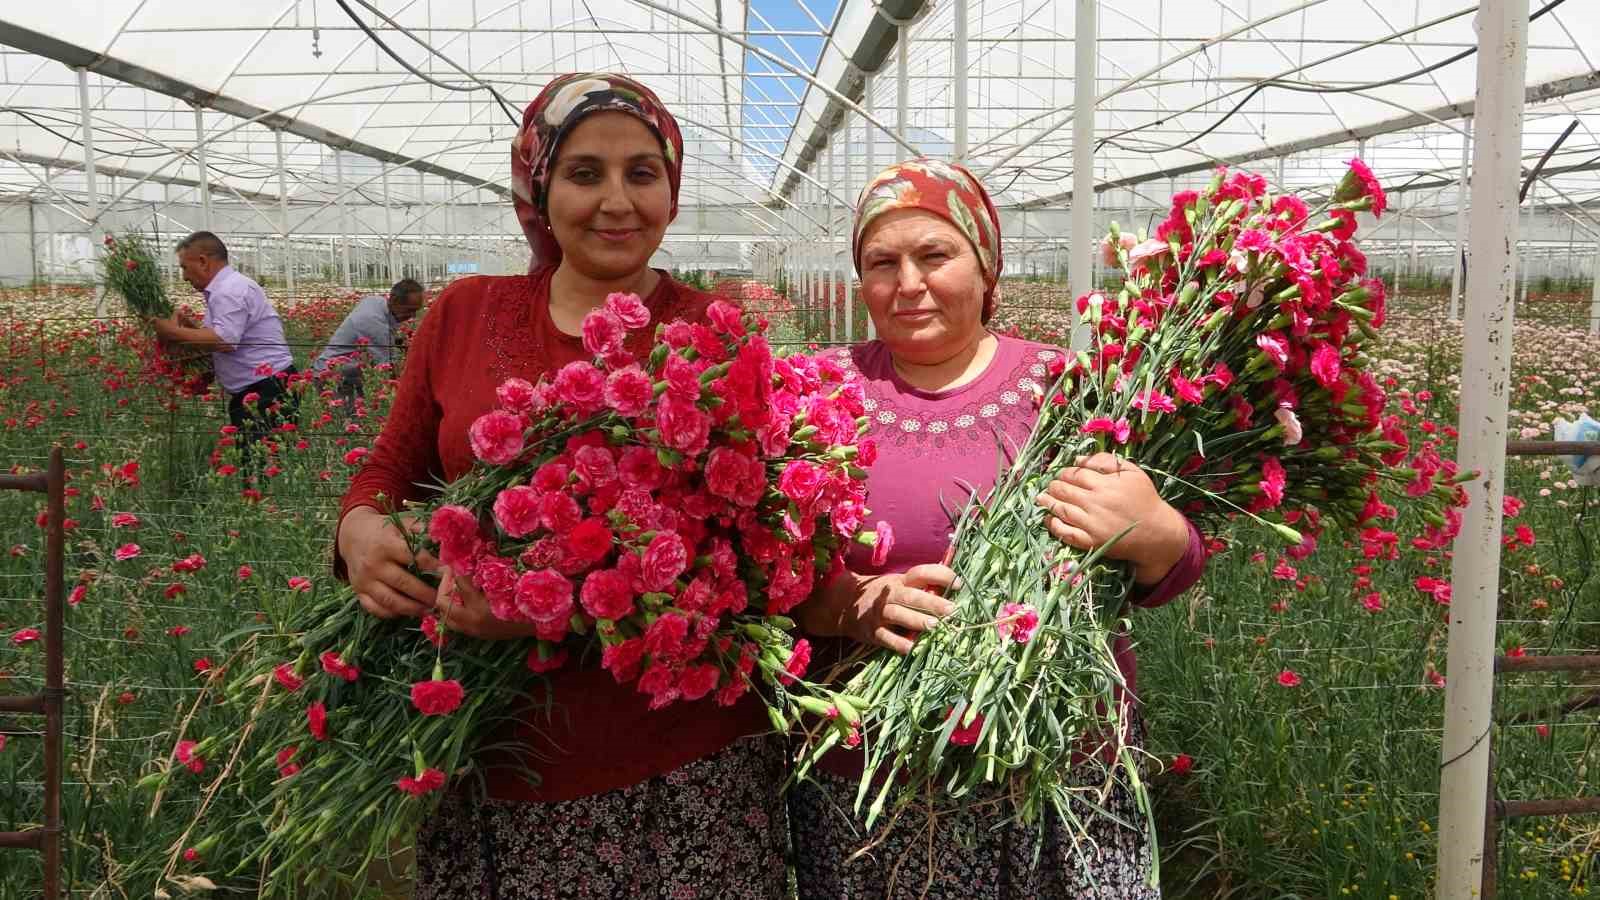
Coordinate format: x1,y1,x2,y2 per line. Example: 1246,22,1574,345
1014,70,1600,211
0,150,283,206
0,21,510,199
771,0,929,200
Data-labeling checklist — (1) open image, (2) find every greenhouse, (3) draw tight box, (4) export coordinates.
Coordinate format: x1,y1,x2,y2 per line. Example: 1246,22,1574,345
0,0,1598,896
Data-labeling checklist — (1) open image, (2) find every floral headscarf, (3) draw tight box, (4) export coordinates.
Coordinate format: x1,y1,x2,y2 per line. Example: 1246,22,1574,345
851,157,1005,322
511,73,685,269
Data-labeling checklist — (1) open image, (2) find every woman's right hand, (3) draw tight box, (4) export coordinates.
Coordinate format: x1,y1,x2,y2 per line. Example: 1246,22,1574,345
338,506,438,619
796,564,958,654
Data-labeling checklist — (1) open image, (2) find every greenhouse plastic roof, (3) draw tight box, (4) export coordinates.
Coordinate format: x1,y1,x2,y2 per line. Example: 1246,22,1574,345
1,0,1598,239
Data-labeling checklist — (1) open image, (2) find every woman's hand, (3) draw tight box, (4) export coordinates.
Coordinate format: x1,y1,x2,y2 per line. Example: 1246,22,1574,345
339,505,438,619
796,564,958,654
1035,452,1190,586
431,567,540,641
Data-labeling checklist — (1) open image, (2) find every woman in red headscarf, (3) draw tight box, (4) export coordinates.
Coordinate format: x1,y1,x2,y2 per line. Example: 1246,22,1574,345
335,75,785,899
788,159,1207,897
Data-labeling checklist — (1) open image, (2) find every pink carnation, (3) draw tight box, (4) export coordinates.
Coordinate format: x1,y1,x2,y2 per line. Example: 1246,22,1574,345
780,639,812,685
640,532,689,593
492,485,544,538
468,410,524,465
1131,390,1177,414
871,521,895,567
1259,456,1287,508
705,447,765,507
777,460,826,505
605,292,651,329
1081,417,1132,444
604,366,653,417
553,361,607,414
656,395,712,457
579,567,635,620
581,309,626,357
513,569,574,626
1309,342,1341,389
995,602,1040,643
495,377,542,415
114,543,141,561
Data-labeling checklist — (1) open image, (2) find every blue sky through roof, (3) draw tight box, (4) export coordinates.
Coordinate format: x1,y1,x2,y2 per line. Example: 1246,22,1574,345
742,0,840,180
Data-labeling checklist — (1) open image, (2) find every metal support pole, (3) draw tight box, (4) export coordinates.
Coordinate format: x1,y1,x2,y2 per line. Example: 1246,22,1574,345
842,116,854,344
1450,117,1472,320
275,129,293,295
953,0,969,161
381,166,396,281
335,150,352,289
825,146,836,343
43,167,56,297
419,171,429,287
864,74,878,341
1438,2,1528,895
896,25,910,145
76,68,104,314
193,106,212,231
1069,0,1096,348
1589,241,1599,336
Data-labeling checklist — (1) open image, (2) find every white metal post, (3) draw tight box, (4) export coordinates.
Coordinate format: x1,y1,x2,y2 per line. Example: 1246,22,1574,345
1589,241,1600,336
864,74,876,341
1069,0,1096,348
896,25,910,145
842,114,854,343
1438,2,1528,895
419,171,429,287
953,0,969,161
43,166,56,297
275,129,294,295
335,150,352,289
825,145,836,343
1450,117,1472,320
76,68,105,316
381,166,396,281
193,106,212,231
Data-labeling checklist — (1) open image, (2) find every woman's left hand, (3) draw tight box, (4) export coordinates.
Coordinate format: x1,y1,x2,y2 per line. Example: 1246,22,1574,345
1035,452,1190,586
432,566,541,641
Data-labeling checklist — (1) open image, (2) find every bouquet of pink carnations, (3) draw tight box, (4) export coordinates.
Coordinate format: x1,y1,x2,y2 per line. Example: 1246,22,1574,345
796,161,1468,879
134,294,879,895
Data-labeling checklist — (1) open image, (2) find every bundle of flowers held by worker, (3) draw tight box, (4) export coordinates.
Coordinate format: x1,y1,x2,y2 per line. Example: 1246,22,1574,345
794,160,1468,875
136,293,881,894
103,232,213,395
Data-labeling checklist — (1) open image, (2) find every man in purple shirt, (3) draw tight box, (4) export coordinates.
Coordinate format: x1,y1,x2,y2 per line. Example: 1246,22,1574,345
149,231,299,453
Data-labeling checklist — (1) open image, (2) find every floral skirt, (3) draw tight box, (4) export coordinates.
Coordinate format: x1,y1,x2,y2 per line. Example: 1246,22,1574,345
414,735,789,900
788,724,1159,900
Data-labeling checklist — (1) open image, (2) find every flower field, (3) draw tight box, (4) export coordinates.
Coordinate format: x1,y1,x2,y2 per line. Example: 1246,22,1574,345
1,277,1597,896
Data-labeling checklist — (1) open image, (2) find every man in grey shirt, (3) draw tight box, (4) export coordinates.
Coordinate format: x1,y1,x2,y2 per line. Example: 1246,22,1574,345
314,278,426,406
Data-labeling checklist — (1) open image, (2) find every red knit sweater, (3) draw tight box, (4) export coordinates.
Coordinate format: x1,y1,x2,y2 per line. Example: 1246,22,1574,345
336,267,768,803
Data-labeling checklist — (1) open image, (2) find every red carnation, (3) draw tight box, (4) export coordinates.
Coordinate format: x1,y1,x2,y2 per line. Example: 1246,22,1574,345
396,767,446,796
306,701,329,741
410,679,465,716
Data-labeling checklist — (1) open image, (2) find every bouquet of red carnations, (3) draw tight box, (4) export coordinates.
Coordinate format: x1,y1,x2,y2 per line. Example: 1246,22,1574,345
135,294,880,895
103,232,214,396
796,161,1468,878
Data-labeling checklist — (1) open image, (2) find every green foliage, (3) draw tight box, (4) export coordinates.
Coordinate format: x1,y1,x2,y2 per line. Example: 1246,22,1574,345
102,233,173,319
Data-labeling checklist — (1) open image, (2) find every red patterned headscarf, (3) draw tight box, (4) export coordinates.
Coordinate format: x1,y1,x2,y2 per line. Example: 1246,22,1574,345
851,158,1005,322
510,74,685,269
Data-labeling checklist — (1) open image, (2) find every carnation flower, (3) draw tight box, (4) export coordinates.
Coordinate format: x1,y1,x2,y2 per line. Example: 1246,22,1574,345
870,521,895,567
579,567,635,620
780,639,812,685
306,701,329,741
11,627,41,646
640,532,689,593
319,651,360,682
995,603,1040,643
526,644,570,674
174,739,205,774
947,708,985,746
396,768,446,796
494,377,541,415
468,410,525,465
275,745,300,778
604,291,651,329
113,543,141,561
410,679,465,716
491,485,543,538
272,663,304,692
604,365,653,417
1276,669,1302,688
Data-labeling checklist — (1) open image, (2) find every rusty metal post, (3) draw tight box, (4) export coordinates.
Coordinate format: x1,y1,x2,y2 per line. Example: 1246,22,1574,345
43,446,64,900
0,446,64,898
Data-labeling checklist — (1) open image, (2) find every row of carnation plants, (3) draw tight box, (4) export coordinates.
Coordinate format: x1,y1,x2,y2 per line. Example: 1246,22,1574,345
136,293,884,893
102,231,214,396
792,161,1471,883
